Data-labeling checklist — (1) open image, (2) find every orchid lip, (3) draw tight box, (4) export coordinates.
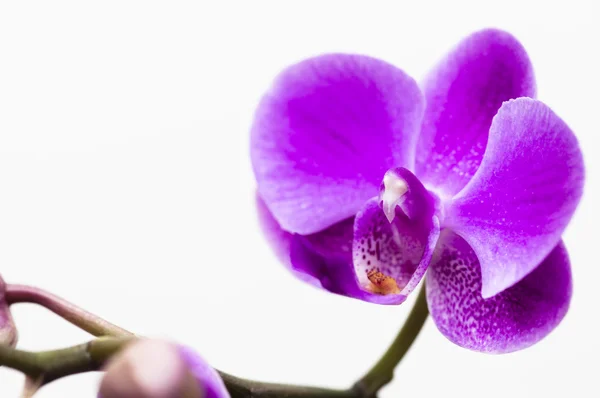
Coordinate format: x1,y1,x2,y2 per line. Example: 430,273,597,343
351,167,440,297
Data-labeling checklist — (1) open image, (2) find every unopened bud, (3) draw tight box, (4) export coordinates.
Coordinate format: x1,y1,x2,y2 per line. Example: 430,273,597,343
0,275,17,347
99,339,229,398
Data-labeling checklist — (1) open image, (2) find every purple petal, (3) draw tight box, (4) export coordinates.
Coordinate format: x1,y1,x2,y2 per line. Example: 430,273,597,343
251,53,424,234
257,192,331,288
179,346,230,398
446,98,584,298
255,193,292,266
416,29,535,197
426,231,572,353
291,217,364,295
257,188,361,293
352,198,439,304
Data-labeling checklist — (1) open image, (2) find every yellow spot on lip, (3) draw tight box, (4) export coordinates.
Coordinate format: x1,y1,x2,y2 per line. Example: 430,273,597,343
366,268,401,295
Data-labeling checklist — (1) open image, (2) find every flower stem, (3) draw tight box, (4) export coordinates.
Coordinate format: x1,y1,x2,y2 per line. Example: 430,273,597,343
353,284,429,397
0,337,351,397
219,372,356,398
5,284,133,338
0,337,135,385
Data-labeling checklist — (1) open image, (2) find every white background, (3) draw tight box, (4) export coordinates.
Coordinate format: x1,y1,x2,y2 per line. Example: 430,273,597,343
1,1,598,397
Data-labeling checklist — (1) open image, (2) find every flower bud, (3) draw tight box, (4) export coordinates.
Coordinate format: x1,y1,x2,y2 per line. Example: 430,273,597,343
99,339,229,398
0,275,17,347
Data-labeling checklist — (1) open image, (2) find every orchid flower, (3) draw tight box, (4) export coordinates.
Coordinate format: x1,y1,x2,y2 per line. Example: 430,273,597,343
251,29,584,353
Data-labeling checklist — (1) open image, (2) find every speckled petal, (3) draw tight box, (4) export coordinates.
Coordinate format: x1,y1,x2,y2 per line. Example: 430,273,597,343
426,231,572,354
251,53,424,234
416,29,535,197
179,346,230,398
446,98,584,298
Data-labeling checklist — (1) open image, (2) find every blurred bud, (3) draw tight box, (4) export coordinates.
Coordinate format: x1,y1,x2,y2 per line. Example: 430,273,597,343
99,339,229,398
0,275,18,346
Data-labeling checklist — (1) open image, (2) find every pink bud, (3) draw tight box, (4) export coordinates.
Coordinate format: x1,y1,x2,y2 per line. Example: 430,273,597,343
0,276,17,347
99,339,211,398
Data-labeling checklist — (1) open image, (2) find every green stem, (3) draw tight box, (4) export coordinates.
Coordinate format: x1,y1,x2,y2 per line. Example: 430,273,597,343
0,337,135,385
5,284,133,338
0,337,354,397
353,284,429,397
220,373,357,398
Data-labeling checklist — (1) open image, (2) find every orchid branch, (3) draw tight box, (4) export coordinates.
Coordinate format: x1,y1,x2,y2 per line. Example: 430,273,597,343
5,284,133,338
0,338,351,397
219,373,356,398
353,284,429,396
0,337,135,386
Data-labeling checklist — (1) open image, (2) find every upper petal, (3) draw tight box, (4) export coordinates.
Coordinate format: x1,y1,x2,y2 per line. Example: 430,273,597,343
426,231,572,354
251,53,424,234
446,98,584,298
416,29,535,197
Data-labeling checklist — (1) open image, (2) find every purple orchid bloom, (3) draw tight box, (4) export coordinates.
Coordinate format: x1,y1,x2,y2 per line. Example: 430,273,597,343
250,29,584,353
